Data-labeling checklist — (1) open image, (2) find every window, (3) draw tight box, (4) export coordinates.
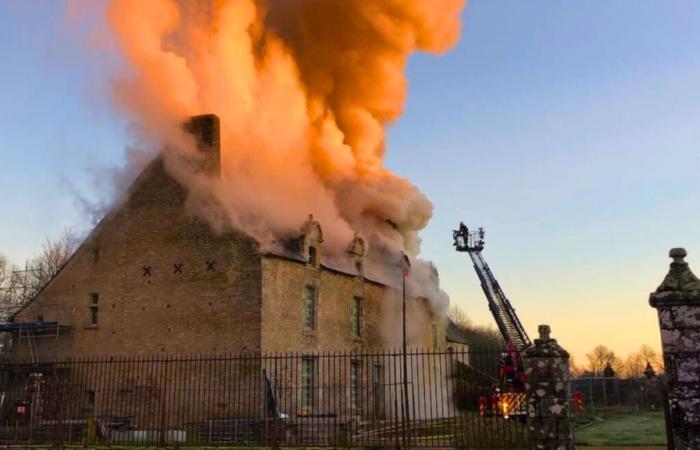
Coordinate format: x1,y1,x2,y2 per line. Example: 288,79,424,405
431,324,438,350
89,293,99,326
308,246,318,266
36,315,44,322
350,361,360,411
301,358,316,414
355,259,363,274
352,297,362,337
372,364,384,419
304,286,317,330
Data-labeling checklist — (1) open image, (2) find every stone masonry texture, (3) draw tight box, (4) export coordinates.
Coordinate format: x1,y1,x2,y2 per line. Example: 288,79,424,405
10,114,438,360
649,248,700,450
522,324,575,450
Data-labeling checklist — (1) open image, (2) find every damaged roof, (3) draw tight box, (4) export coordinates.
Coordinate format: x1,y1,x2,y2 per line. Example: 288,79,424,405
446,320,470,345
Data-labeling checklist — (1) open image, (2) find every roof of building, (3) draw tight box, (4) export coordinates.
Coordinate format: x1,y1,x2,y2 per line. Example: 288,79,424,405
446,320,470,345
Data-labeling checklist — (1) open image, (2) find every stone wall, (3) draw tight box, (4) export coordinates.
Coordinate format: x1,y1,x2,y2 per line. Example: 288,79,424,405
260,255,437,353
10,112,440,361
522,325,574,450
14,159,263,358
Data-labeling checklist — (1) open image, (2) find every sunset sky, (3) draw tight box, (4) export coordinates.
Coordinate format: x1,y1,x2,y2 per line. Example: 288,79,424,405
2,1,700,363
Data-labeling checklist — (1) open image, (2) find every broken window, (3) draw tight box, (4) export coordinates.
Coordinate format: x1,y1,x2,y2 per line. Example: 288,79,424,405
301,357,316,414
89,293,99,326
304,286,317,330
352,297,362,337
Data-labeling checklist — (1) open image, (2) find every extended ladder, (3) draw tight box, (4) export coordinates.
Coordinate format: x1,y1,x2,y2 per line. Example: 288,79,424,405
452,223,531,351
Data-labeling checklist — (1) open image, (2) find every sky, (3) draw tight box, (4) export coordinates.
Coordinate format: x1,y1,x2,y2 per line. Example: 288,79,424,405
1,1,699,364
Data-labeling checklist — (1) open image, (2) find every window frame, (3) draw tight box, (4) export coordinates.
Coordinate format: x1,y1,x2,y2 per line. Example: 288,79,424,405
351,297,362,338
303,285,317,331
301,357,316,414
308,246,318,266
89,293,99,326
350,360,360,411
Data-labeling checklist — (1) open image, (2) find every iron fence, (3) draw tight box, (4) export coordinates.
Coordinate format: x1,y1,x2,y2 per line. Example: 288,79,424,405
0,348,529,448
571,377,663,411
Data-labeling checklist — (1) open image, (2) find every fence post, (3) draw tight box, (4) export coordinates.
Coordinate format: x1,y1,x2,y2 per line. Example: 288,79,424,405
522,324,575,450
649,248,700,449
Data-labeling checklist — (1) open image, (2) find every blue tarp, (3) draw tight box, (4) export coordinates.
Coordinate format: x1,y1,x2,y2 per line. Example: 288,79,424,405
0,321,60,332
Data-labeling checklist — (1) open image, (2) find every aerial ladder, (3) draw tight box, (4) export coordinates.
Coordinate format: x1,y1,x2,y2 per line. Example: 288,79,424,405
453,223,531,419
452,222,531,351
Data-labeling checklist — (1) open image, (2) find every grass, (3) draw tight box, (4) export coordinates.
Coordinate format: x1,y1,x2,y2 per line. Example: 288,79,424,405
575,409,666,447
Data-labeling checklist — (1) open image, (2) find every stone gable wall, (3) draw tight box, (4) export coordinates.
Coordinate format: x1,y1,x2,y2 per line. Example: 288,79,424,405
13,160,263,358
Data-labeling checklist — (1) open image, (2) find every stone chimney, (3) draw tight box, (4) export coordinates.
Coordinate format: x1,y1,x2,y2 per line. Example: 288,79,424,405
185,114,221,176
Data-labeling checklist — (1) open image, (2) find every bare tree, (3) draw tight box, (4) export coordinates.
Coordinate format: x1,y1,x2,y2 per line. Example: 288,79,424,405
0,254,9,292
448,305,504,349
26,229,78,300
569,355,585,378
622,345,664,378
0,229,78,321
585,344,623,376
0,254,13,311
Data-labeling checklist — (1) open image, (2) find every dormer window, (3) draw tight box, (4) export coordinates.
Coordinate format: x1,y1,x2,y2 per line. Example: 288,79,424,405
348,234,366,277
309,246,318,266
299,214,323,267
355,259,363,275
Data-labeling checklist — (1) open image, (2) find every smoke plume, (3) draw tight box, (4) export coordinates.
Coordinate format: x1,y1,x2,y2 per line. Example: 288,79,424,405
104,0,464,302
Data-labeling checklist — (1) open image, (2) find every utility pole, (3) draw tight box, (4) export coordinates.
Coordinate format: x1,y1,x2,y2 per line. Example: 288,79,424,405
400,252,411,446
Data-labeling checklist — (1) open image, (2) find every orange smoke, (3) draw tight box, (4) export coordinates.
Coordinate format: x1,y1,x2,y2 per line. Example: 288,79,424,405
105,0,465,259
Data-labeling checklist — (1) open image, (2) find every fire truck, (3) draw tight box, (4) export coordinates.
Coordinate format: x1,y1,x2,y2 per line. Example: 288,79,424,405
452,223,530,419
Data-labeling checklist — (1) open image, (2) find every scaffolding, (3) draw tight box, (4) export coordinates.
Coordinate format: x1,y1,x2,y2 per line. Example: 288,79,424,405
0,322,71,364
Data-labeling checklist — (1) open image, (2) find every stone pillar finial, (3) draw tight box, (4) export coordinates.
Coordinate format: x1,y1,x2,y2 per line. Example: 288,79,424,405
670,247,687,263
538,324,551,340
652,248,700,296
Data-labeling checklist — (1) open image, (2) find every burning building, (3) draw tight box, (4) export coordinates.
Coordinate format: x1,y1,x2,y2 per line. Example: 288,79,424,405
6,115,463,360
0,116,469,443
0,3,473,442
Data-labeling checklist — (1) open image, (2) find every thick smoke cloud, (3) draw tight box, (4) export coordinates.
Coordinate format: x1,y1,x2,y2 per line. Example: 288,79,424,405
105,0,464,306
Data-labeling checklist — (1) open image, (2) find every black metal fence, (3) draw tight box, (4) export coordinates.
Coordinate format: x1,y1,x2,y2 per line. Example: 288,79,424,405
571,377,663,411
0,349,529,448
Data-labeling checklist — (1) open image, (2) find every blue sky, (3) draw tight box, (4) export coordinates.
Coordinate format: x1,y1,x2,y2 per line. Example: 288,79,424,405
1,1,699,361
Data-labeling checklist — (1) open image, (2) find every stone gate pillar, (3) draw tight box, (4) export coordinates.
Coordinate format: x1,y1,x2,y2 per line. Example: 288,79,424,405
522,325,575,450
649,248,700,449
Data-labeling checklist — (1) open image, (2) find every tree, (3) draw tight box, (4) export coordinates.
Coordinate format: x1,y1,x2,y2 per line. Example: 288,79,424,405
26,229,78,300
569,355,585,378
0,254,9,293
448,305,504,349
0,229,78,320
622,345,664,378
585,344,623,376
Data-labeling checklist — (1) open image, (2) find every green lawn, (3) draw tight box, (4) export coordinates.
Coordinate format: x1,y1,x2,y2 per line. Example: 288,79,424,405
575,410,666,447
